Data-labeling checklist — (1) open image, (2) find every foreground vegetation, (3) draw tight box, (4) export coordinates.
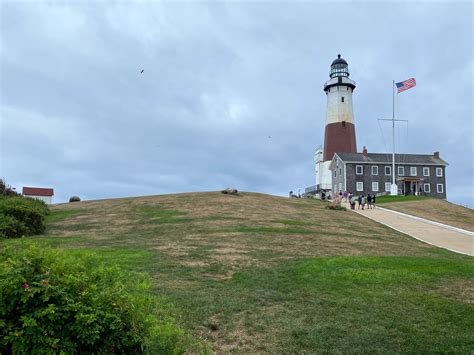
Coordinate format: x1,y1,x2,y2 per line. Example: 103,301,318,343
2,192,473,352
378,196,474,231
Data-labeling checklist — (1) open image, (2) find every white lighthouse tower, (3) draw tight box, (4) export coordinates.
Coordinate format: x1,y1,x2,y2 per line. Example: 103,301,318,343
315,54,357,192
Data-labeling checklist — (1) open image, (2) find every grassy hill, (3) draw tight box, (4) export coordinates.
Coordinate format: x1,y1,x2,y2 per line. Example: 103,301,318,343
10,192,474,352
376,196,474,231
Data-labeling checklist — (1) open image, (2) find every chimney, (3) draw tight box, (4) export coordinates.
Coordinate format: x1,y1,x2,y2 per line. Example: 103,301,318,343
362,146,367,156
434,151,440,159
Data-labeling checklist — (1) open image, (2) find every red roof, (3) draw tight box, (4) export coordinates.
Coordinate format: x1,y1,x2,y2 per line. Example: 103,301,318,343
22,187,54,197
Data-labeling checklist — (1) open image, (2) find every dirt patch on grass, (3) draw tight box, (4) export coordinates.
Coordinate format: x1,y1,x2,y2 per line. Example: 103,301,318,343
437,278,474,304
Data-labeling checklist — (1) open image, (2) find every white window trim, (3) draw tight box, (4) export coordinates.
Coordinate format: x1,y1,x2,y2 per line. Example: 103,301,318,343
385,166,391,176
424,183,430,193
356,165,363,175
385,182,391,192
372,182,379,192
398,166,404,176
436,168,443,177
371,166,378,176
437,184,443,193
423,167,430,177
356,182,363,192
410,167,417,176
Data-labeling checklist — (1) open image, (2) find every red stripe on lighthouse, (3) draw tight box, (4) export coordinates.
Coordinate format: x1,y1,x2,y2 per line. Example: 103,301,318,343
323,122,357,161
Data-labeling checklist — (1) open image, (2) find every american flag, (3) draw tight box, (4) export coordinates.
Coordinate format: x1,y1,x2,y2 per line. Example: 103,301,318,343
395,78,416,93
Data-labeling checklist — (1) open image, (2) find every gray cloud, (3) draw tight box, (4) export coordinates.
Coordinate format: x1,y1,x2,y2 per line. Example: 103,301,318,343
1,1,472,207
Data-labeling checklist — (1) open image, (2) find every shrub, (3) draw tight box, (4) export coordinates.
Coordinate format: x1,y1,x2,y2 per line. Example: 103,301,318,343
325,201,347,211
69,196,81,202
0,214,28,239
0,196,49,237
0,244,202,353
0,179,19,197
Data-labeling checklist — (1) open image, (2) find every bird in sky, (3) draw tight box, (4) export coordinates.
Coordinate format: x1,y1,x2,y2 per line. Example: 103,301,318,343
141,69,144,74
268,136,272,139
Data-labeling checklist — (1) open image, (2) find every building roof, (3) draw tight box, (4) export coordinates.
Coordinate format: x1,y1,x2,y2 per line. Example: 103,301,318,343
22,187,54,196
332,152,448,166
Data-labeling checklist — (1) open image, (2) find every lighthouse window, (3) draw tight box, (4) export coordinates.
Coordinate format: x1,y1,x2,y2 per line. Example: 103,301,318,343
341,97,345,103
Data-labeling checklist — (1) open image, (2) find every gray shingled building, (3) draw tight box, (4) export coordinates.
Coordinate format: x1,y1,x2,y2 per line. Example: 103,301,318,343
328,148,448,198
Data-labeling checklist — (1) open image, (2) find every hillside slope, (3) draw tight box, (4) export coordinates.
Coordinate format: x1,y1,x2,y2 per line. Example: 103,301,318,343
25,192,474,352
379,198,474,231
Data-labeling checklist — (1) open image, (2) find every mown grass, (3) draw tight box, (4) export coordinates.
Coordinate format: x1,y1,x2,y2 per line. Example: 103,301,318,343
45,209,85,223
7,191,473,353
379,198,474,231
376,195,432,204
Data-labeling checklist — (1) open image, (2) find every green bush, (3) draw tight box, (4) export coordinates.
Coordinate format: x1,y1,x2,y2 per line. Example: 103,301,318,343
0,244,201,353
0,196,49,237
0,214,28,239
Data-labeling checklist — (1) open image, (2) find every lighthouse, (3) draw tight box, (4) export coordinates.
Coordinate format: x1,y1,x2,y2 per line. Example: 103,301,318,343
315,54,357,192
323,54,357,160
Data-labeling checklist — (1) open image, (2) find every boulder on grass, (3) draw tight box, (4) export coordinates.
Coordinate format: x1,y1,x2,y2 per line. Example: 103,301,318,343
69,196,81,202
221,188,238,195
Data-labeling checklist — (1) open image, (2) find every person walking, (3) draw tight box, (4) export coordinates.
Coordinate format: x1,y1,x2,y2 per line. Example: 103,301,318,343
357,195,362,209
349,193,356,210
367,194,372,209
372,194,376,209
361,195,366,210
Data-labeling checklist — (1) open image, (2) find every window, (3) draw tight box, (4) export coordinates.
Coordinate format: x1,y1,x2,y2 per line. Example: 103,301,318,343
334,170,337,178
398,166,404,176
341,97,345,103
423,167,430,176
339,168,342,176
371,166,378,175
385,182,391,192
437,184,443,193
424,183,430,193
356,165,363,175
410,167,417,176
436,167,443,177
372,182,379,192
356,182,363,192
385,166,391,175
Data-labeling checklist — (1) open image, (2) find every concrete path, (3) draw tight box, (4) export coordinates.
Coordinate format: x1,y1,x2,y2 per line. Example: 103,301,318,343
343,203,474,256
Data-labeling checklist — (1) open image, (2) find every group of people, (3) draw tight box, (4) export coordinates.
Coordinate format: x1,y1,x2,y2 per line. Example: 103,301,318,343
347,193,376,210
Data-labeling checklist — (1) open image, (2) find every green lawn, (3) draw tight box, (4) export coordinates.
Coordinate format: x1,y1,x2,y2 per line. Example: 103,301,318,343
6,192,473,353
376,195,433,204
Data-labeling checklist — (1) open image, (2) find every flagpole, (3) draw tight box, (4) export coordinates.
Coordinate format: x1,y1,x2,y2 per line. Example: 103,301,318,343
391,80,397,195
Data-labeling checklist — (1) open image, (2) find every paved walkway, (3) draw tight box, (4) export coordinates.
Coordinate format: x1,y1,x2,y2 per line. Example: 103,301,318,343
343,202,474,256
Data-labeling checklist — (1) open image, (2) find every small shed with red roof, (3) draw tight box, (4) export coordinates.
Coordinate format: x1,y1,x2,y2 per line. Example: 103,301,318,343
22,187,54,204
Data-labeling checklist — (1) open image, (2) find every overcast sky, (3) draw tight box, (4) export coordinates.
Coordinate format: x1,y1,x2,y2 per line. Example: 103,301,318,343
1,1,473,207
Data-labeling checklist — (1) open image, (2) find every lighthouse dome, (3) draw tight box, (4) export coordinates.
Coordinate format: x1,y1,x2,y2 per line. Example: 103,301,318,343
330,54,350,78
